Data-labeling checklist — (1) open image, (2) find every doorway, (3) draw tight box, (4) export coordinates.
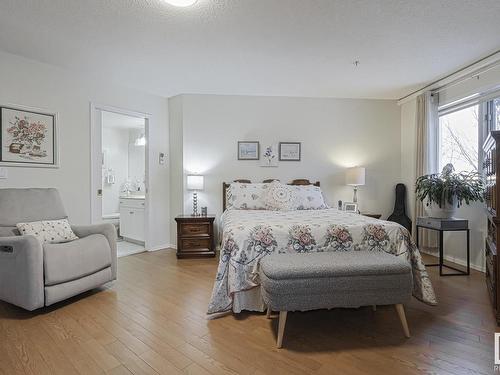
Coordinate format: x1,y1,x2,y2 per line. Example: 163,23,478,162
91,104,150,257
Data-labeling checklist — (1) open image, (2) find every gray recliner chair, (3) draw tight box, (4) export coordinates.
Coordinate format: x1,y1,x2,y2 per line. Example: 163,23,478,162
0,188,117,311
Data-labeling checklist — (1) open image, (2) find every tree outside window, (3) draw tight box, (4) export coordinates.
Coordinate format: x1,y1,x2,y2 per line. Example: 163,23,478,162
439,105,479,172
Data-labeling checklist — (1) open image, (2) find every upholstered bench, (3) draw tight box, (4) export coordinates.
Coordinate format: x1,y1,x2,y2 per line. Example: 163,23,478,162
260,251,412,348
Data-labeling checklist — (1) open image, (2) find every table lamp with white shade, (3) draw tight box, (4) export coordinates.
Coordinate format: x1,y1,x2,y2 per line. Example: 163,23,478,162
187,175,204,216
345,167,365,203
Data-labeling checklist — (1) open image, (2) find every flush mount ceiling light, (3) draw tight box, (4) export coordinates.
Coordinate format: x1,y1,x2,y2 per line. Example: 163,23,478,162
163,0,197,6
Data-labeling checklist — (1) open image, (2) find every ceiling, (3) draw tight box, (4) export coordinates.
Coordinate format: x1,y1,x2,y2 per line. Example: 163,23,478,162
102,111,145,129
1,0,499,99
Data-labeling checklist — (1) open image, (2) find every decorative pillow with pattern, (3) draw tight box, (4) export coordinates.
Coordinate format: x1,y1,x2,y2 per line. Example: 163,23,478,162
226,183,270,210
263,182,299,211
16,219,79,244
291,185,329,210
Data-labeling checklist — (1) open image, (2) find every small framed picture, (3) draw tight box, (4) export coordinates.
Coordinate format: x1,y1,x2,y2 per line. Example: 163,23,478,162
238,141,259,160
343,202,358,213
279,142,301,161
1,105,58,168
261,144,278,167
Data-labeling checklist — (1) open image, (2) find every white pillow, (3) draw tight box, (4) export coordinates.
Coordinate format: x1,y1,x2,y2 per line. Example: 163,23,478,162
226,183,269,210
264,182,298,211
291,185,329,210
17,219,79,244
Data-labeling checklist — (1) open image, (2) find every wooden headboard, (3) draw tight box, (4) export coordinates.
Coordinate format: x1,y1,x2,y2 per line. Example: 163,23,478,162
222,179,320,211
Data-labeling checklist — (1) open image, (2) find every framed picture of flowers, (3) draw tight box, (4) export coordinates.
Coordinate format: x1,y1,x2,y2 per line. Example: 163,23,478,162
0,105,58,167
261,144,278,167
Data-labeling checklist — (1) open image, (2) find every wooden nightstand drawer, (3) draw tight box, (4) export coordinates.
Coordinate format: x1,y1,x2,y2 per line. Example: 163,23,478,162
180,237,211,251
180,223,210,236
175,215,216,259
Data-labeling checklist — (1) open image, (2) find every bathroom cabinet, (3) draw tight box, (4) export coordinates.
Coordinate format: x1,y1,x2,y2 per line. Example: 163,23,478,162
119,197,145,243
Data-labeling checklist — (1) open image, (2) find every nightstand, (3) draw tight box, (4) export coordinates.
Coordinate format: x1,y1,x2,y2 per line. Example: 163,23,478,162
362,213,382,219
175,215,216,259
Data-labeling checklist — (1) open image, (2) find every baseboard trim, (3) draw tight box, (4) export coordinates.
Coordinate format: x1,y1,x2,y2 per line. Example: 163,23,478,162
147,244,176,252
121,237,145,246
147,244,483,271
420,248,485,273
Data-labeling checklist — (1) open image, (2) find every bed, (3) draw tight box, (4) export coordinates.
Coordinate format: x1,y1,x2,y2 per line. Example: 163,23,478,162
207,179,437,317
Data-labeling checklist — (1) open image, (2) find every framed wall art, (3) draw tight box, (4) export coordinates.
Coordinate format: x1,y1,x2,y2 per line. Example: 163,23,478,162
279,142,301,161
0,105,58,168
261,144,278,167
238,141,259,160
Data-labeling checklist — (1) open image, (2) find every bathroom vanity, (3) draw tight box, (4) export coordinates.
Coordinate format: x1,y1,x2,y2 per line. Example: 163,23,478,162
119,196,145,243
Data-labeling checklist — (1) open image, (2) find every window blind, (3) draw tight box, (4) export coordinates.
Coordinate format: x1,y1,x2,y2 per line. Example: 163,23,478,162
438,87,500,116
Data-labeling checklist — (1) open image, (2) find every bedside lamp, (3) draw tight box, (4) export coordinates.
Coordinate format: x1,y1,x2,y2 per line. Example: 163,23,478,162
187,175,204,216
346,167,365,203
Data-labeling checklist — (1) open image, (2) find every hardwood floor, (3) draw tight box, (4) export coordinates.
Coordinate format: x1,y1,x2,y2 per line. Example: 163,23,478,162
0,250,497,375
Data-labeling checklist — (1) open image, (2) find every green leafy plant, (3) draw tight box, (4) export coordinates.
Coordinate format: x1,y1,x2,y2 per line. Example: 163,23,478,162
415,164,484,208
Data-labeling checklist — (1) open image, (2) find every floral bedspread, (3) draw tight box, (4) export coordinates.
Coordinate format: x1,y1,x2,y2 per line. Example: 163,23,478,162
207,209,437,316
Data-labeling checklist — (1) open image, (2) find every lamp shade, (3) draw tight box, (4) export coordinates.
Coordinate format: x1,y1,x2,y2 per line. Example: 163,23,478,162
187,175,204,190
346,167,365,186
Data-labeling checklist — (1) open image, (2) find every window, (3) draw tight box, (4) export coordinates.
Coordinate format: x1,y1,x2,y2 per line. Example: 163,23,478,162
497,99,500,127
439,105,479,172
486,98,500,132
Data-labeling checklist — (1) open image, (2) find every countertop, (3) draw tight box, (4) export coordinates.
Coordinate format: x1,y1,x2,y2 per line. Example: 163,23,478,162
119,195,145,200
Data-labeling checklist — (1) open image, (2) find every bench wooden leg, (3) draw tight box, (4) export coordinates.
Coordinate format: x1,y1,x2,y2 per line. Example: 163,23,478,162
395,304,410,338
277,311,287,348
266,306,272,319
372,305,376,312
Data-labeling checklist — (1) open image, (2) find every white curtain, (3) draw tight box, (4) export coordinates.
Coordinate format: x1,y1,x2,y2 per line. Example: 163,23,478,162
414,91,439,248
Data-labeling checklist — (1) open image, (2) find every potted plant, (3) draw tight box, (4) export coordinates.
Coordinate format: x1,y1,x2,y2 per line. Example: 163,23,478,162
415,163,484,218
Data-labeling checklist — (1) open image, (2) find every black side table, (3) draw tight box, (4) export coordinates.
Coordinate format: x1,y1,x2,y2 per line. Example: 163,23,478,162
416,217,470,276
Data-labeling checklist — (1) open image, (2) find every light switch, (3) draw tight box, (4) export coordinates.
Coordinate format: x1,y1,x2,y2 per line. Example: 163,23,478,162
159,152,166,165
0,168,7,179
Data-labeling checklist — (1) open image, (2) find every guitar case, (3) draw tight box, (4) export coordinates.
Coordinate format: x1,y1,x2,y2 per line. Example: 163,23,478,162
387,183,412,234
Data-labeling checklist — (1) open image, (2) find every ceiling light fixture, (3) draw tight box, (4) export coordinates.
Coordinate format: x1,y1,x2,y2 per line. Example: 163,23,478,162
163,0,198,7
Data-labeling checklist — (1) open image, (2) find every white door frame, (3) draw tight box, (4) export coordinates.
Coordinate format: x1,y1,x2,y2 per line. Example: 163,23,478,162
90,102,152,251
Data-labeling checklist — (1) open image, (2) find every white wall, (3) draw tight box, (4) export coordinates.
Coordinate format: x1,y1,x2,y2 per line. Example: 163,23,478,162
169,94,402,243
400,100,417,227
102,127,129,216
0,51,171,250
128,128,146,190
441,203,485,271
102,127,146,216
168,95,184,242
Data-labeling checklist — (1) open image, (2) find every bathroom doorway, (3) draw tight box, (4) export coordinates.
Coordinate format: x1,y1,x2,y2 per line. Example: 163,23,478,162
90,105,150,257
